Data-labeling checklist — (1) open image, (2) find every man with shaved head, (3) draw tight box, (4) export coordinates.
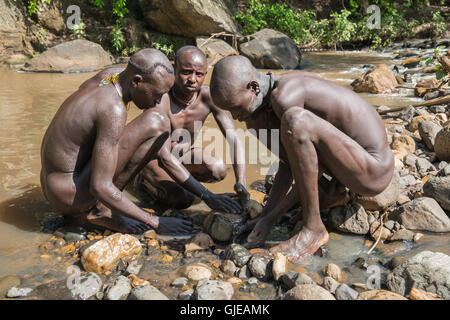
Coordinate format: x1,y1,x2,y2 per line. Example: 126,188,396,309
209,55,394,262
142,46,249,210
41,48,197,234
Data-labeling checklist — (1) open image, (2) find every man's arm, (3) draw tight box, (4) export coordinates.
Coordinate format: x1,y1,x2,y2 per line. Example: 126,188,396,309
211,104,247,187
89,103,156,227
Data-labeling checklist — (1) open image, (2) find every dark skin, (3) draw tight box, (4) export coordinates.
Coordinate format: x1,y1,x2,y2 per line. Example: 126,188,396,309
147,49,249,210
211,57,394,262
40,53,194,235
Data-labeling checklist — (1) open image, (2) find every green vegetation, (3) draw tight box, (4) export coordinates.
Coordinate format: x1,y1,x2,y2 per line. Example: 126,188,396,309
421,46,449,88
151,36,175,58
235,0,448,50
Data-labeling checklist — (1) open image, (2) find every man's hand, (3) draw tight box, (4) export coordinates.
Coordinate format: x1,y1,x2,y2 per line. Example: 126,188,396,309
234,182,250,210
203,192,242,214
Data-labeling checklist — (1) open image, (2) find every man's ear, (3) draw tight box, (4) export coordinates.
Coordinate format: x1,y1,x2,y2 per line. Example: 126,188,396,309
247,80,261,95
132,74,143,87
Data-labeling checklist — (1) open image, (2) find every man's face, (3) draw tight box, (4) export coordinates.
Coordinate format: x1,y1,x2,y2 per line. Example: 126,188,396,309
131,69,174,109
175,51,207,93
219,88,256,122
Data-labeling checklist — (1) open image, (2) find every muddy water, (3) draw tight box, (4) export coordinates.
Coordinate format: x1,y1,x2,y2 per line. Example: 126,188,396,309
0,52,448,292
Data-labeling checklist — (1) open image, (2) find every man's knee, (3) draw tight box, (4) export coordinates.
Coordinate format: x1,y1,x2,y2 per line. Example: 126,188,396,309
281,108,316,141
208,160,227,182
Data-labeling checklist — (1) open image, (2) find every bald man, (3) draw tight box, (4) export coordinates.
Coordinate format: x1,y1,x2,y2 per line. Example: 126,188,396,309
143,46,249,210
209,56,394,262
40,48,198,234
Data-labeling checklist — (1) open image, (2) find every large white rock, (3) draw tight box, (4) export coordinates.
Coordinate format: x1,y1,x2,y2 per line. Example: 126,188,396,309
81,233,142,274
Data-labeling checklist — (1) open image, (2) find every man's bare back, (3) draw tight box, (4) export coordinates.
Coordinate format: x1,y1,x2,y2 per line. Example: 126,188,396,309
210,55,394,262
40,49,193,235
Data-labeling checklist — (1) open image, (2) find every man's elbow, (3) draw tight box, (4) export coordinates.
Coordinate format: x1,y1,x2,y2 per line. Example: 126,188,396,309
89,182,117,201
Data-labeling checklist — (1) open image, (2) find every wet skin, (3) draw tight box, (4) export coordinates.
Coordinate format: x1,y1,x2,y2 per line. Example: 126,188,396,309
147,50,249,210
216,70,394,262
40,64,193,235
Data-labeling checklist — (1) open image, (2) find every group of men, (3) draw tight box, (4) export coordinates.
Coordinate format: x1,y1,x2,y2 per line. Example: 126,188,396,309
40,45,393,261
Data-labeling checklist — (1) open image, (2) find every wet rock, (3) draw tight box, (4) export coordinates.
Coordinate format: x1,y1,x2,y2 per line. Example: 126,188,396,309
357,289,407,300
81,233,142,274
323,263,345,283
423,176,450,211
403,154,418,169
203,212,235,242
283,284,336,300
105,276,131,300
391,135,416,160
353,257,369,270
335,284,358,300
351,64,398,94
237,265,252,279
220,260,237,276
280,271,315,290
246,200,263,219
64,232,86,243
387,251,450,299
184,232,214,255
184,263,213,282
409,115,436,132
195,280,234,300
249,189,266,204
384,220,395,230
329,203,370,234
391,197,450,232
409,287,443,300
171,277,189,288
126,260,142,275
129,285,169,300
272,253,287,281
196,36,238,66
418,121,443,150
416,157,436,174
143,230,156,240
178,289,194,300
434,126,450,162
389,229,415,241
239,29,302,69
0,275,21,297
398,105,416,122
248,253,273,281
413,233,424,243
390,257,407,270
224,243,252,267
35,279,73,300
323,276,340,294
402,57,422,68
415,78,440,97
247,277,259,286
39,241,54,253
369,221,392,241
22,40,113,73
139,0,239,38
6,287,33,298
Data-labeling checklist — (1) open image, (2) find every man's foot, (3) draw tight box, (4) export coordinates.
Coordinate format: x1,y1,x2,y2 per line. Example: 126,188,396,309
244,216,275,249
86,203,150,234
269,227,329,263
